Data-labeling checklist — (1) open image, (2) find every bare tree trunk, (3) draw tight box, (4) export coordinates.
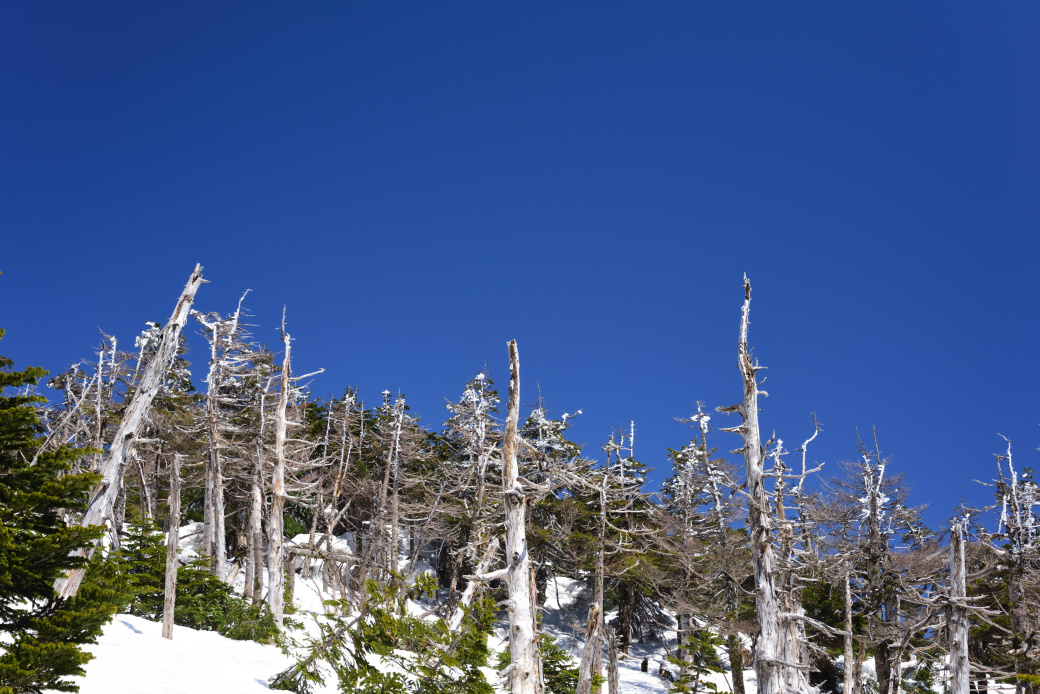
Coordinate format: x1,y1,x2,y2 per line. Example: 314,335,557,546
677,614,693,681
162,454,182,640
56,264,205,598
248,460,266,601
606,629,620,694
844,573,856,694
501,341,542,694
390,406,403,575
204,359,227,580
577,604,602,694
112,476,126,550
592,473,607,694
854,638,865,694
949,522,970,694
876,606,894,694
268,316,291,628
135,453,153,520
451,538,500,632
720,276,809,694
1011,570,1034,694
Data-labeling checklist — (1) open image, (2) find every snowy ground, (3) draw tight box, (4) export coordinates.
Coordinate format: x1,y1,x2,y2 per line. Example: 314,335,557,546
64,572,751,694
68,613,298,694
55,530,949,693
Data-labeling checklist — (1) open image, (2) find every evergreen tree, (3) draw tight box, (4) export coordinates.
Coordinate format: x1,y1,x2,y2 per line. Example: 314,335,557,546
0,329,123,693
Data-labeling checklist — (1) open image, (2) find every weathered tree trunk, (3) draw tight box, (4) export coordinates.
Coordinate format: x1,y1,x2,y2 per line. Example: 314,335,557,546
577,604,602,694
876,606,894,694
203,332,227,581
268,318,291,628
591,472,607,694
1011,569,1035,694
949,522,970,694
251,463,266,602
677,614,693,681
854,638,865,694
720,276,811,694
501,341,542,694
135,453,153,520
112,476,126,550
451,538,499,632
390,405,403,575
606,629,620,694
56,264,205,598
844,573,856,694
162,454,182,640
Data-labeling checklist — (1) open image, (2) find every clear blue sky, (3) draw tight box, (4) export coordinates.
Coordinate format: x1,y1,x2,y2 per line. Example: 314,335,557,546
2,2,1038,527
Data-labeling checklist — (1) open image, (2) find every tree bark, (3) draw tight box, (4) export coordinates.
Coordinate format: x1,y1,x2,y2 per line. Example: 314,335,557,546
727,633,746,694
56,263,205,598
720,276,811,694
203,326,227,581
162,454,182,640
606,629,620,694
577,604,602,694
949,522,970,694
501,341,542,694
844,573,856,694
854,638,865,694
268,317,291,629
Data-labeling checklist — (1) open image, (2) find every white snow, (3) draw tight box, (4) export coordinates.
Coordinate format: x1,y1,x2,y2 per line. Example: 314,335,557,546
56,559,955,694
65,613,298,694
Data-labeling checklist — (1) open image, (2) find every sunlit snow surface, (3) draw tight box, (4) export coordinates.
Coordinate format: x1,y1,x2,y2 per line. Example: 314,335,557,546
68,613,298,694
61,571,966,694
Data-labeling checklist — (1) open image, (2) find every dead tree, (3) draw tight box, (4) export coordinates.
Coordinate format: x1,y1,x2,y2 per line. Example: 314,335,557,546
949,520,970,694
718,276,815,694
991,436,1040,693
162,454,183,640
469,341,542,694
268,312,292,628
193,290,254,581
56,263,205,599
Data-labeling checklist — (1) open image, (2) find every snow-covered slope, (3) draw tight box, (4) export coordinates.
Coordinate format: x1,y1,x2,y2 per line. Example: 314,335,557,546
68,613,298,694
63,572,754,694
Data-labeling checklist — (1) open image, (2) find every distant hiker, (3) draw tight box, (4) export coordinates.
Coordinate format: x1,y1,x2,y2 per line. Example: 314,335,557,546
659,662,674,682
640,657,648,672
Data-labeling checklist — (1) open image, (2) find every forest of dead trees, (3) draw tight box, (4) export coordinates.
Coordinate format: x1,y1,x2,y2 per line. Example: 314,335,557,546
8,264,1040,694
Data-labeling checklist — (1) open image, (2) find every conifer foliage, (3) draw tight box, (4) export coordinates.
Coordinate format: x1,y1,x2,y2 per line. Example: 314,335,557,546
0,329,123,693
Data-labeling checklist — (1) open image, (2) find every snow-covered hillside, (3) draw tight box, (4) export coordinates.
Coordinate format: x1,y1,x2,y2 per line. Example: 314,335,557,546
65,571,755,694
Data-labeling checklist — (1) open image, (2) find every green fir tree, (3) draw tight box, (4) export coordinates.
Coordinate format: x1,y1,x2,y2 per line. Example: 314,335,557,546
0,328,124,694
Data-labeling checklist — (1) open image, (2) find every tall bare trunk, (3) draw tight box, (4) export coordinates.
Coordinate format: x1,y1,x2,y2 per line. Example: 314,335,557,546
591,473,606,693
56,264,205,598
268,317,291,628
844,573,856,694
162,454,182,640
204,332,227,580
720,276,810,694
248,469,264,602
502,341,542,694
949,522,970,694
390,406,403,575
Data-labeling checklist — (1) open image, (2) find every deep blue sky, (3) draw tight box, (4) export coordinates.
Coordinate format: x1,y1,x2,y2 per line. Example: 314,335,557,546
2,3,1038,528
